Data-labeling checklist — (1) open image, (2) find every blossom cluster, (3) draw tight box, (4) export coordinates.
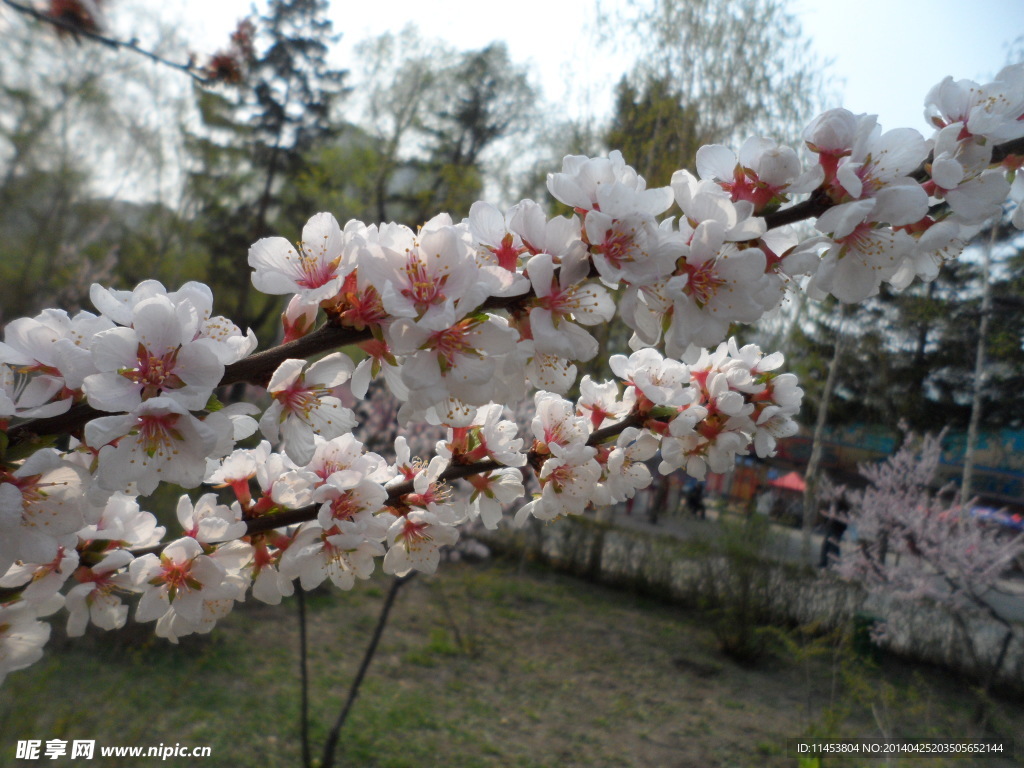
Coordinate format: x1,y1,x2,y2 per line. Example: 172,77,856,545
1,63,1023,684
830,432,1024,622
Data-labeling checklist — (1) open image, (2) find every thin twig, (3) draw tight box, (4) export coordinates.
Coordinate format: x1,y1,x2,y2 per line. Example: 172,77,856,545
319,573,415,768
1,0,213,84
297,588,312,768
432,578,468,655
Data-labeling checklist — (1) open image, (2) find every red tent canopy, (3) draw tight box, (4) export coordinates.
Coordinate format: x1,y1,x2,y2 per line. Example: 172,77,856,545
768,471,806,492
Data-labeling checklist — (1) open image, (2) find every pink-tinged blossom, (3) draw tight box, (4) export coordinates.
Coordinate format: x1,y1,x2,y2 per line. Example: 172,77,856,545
941,169,1010,225
660,421,743,480
924,68,1024,143
0,308,114,416
752,405,799,458
806,222,913,303
576,375,634,430
77,493,164,549
306,433,391,485
313,474,389,534
584,211,676,287
259,353,358,466
928,124,1011,224
163,282,257,364
547,150,674,217
383,509,459,576
85,397,219,495
0,308,110,384
830,127,929,226
89,281,255,366
618,274,688,352
206,441,313,512
89,280,188,326
0,449,92,569
671,170,766,241
599,427,659,504
889,220,965,291
436,404,527,468
0,598,61,685
668,220,771,352
177,493,247,543
280,523,385,591
129,536,228,625
64,549,134,636
281,295,319,344
508,200,583,260
514,442,601,525
502,341,577,397
350,338,407,400
0,546,79,602
402,455,458,520
464,468,525,529
390,313,518,411
357,214,487,332
252,448,319,511
465,201,531,295
473,404,528,467
248,213,353,305
644,339,800,479
803,109,878,167
0,365,67,419
702,370,755,426
526,251,615,361
150,541,252,642
249,539,295,605
530,391,590,449
204,442,267,506
83,294,224,413
609,348,694,409
696,137,820,213
204,402,260,459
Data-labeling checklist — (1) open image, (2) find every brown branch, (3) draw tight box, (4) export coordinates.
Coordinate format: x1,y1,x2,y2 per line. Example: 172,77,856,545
220,322,372,387
5,292,531,450
240,410,648,537
991,135,1024,164
1,0,213,84
107,409,654,561
763,188,832,230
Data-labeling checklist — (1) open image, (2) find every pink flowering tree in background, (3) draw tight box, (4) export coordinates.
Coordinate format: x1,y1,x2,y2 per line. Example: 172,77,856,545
2,9,1024,757
830,431,1024,695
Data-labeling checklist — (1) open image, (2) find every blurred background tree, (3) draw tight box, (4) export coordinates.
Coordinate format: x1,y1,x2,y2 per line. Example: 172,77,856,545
0,6,192,321
602,0,828,186
183,0,348,338
787,220,1024,435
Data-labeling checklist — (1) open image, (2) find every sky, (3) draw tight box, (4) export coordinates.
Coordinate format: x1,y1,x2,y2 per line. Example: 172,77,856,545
163,0,1024,139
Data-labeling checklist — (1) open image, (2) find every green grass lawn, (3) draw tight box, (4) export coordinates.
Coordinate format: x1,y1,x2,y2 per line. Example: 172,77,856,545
2,557,1021,768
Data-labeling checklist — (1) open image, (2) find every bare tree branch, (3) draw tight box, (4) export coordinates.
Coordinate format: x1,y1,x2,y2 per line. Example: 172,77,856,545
1,0,213,84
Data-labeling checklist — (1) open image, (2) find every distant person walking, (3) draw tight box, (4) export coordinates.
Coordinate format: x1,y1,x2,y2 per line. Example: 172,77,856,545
818,499,849,568
686,481,706,520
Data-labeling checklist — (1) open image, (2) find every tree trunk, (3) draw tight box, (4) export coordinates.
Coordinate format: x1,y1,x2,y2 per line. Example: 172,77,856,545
962,219,997,506
802,303,847,563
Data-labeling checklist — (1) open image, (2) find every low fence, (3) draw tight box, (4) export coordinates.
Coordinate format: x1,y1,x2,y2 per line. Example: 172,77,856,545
475,515,1024,692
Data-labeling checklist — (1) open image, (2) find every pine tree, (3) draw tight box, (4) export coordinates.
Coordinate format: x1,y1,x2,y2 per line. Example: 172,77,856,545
185,0,347,336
